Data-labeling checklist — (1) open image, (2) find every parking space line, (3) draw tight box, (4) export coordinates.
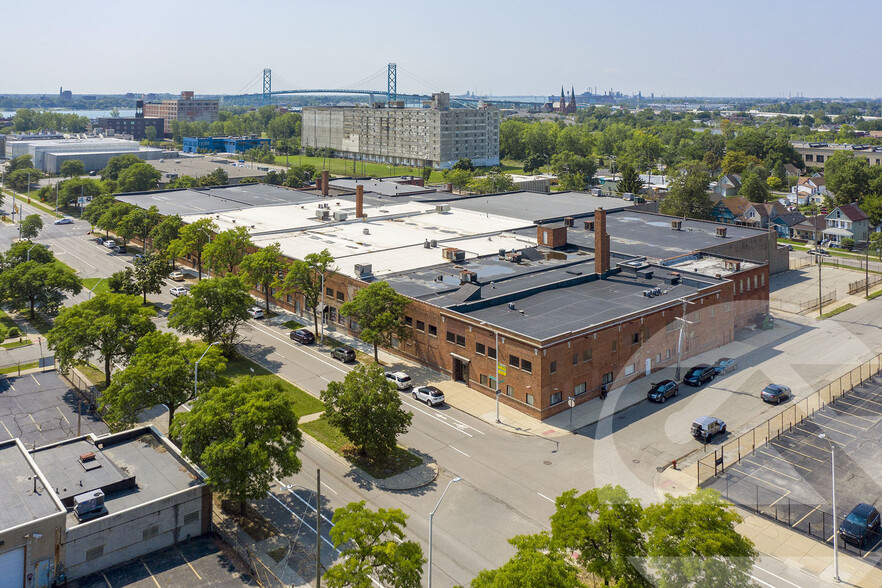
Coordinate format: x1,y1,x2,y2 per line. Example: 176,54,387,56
176,545,202,580
848,392,882,408
768,441,825,463
864,536,882,558
728,467,791,493
816,411,871,430
140,559,162,587
742,458,800,481
756,450,813,472
31,374,39,385
836,398,882,416
0,420,12,440
795,422,856,439
56,406,70,424
795,434,846,451
28,414,41,431
824,405,878,423
101,572,113,587
768,491,791,508
793,504,822,527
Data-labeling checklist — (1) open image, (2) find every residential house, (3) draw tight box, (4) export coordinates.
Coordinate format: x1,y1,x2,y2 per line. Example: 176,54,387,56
718,174,742,197
790,175,827,206
711,197,750,224
742,201,789,230
783,163,801,177
792,215,827,241
771,211,807,238
824,203,871,245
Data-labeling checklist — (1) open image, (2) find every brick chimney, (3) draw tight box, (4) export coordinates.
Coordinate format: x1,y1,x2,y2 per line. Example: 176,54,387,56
356,184,364,218
595,207,610,276
321,170,330,197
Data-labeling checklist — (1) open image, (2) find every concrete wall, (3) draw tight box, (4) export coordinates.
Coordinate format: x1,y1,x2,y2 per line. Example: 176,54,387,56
43,149,165,174
63,484,210,580
702,231,789,275
0,514,66,588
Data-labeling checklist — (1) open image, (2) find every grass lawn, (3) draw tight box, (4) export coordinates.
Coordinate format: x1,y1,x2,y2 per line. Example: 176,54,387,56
282,319,305,330
821,303,855,319
868,289,882,301
81,277,110,295
1,340,32,350
16,308,52,335
77,362,108,391
0,361,38,375
0,309,19,331
300,415,422,479
223,354,324,418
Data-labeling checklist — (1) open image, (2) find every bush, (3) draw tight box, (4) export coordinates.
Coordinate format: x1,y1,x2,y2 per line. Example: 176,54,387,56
6,326,21,338
0,326,7,342
841,237,855,251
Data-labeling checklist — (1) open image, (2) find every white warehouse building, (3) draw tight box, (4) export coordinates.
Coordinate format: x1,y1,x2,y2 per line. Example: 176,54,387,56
5,136,166,174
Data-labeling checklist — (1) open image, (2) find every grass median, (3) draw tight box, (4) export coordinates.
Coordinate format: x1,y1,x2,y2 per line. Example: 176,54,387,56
821,303,855,319
223,354,324,418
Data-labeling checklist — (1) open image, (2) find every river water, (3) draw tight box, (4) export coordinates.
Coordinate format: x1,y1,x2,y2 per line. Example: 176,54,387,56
1,109,136,119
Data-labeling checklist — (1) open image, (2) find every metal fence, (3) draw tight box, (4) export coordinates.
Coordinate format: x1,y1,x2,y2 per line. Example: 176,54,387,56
697,352,882,486
769,289,836,314
849,273,882,295
0,357,55,377
212,511,289,588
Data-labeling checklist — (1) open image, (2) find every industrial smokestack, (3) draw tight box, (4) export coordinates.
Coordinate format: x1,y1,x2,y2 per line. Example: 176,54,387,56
356,184,364,218
322,170,329,197
595,207,610,276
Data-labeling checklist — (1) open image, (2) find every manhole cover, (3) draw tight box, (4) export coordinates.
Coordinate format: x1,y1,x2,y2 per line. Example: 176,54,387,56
632,459,640,464
543,460,552,466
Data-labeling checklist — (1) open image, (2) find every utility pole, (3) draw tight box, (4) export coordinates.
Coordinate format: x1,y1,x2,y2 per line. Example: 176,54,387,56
316,469,321,588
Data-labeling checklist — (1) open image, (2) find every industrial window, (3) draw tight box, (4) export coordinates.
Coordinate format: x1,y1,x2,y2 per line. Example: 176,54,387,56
476,342,485,355
143,525,159,541
549,361,557,374
746,279,751,291
488,347,497,359
739,280,744,293
456,334,465,346
416,320,425,332
631,333,640,344
550,390,562,405
447,332,456,343
817,155,825,163
184,511,200,525
405,316,413,327
521,359,532,373
572,352,578,366
761,274,765,286
805,154,814,162
611,341,617,353
506,385,514,397
326,287,333,296
666,349,672,360
336,291,344,302
602,371,614,384
754,276,758,289
86,545,105,561
428,325,437,337
583,349,592,362
480,374,488,386
509,355,520,368
656,353,662,364
525,393,535,406
574,382,586,395
624,363,635,376
286,294,292,303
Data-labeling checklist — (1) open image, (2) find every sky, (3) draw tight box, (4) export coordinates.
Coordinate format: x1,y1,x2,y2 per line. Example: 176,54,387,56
5,0,880,99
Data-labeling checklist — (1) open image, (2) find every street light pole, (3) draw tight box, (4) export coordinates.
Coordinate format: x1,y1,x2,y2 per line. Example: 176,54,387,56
320,272,325,344
674,297,695,381
428,477,461,588
26,243,37,262
194,341,222,399
87,277,106,299
819,433,839,582
495,329,500,423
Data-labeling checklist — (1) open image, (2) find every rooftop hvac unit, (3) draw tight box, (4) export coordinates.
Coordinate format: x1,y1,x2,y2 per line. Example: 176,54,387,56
453,249,465,261
316,209,329,220
460,270,478,284
643,290,652,297
591,188,602,196
653,287,662,296
332,211,348,222
623,192,634,201
425,240,432,249
363,228,370,235
505,251,522,263
354,263,372,277
436,204,451,213
430,239,438,248
671,220,682,231
498,248,507,259
74,489,108,521
716,226,727,238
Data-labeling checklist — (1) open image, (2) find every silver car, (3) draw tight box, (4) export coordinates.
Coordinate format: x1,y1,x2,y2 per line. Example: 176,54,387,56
413,385,445,406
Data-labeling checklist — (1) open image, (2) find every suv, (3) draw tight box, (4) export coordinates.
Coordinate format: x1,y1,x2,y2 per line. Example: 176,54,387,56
248,307,265,319
330,346,356,363
385,371,412,390
290,329,315,344
647,380,678,403
691,416,726,442
760,384,791,404
103,239,116,249
683,364,716,386
839,503,881,548
413,385,445,406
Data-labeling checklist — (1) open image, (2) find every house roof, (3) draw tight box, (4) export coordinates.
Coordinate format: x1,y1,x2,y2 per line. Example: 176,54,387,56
720,174,742,188
783,163,800,175
716,196,750,216
830,203,869,222
793,215,827,231
774,212,807,227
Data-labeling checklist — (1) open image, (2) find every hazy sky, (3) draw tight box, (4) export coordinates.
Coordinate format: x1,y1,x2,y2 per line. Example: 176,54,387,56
6,0,879,98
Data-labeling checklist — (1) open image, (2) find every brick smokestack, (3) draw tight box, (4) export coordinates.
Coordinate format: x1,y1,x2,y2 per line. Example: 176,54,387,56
356,184,364,218
595,207,610,276
321,170,330,197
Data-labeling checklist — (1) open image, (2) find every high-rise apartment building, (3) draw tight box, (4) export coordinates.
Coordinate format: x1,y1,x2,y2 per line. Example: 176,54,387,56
302,92,499,169
142,91,219,135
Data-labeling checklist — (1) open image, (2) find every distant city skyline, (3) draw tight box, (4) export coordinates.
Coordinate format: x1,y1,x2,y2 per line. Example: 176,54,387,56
5,0,881,99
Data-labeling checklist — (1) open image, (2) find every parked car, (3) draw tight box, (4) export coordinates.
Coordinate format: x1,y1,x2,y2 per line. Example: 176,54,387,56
103,239,116,249
248,307,265,319
170,286,189,297
113,245,127,254
683,364,716,386
385,371,412,390
132,253,145,263
839,503,881,549
713,358,737,375
647,380,678,403
88,170,97,176
413,385,445,406
807,248,829,256
289,329,315,344
95,236,106,244
330,346,356,362
691,416,726,442
53,217,73,225
760,384,791,404
169,271,185,281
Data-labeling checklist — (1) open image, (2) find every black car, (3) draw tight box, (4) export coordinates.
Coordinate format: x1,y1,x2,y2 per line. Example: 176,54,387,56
648,380,678,403
331,346,356,362
839,503,881,549
290,329,315,344
683,364,716,386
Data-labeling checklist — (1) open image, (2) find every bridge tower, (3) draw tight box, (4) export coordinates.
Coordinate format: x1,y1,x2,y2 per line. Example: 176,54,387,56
262,68,272,107
387,63,397,104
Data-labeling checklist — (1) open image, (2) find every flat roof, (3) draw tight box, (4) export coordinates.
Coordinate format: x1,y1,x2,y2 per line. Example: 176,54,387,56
667,254,761,277
150,157,267,179
419,191,634,223
0,440,63,530
117,184,320,217
328,178,434,197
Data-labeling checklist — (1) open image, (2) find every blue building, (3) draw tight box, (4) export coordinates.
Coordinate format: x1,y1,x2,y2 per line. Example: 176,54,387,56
182,136,270,154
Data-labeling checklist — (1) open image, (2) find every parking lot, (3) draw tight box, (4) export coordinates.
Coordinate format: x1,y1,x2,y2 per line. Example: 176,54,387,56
73,535,257,587
706,373,882,559
770,262,858,313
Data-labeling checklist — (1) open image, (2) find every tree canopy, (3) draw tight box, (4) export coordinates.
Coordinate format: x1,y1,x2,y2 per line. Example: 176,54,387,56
170,218,218,280
19,214,43,240
340,281,410,362
59,159,85,178
238,242,284,313
168,276,253,354
660,164,713,219
204,226,254,277
278,249,336,341
0,257,81,319
117,162,161,192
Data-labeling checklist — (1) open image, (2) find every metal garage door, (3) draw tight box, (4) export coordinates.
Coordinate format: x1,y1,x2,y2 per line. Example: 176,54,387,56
0,547,25,588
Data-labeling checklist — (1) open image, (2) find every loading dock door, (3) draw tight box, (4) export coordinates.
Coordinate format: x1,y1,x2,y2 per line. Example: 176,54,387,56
0,547,25,588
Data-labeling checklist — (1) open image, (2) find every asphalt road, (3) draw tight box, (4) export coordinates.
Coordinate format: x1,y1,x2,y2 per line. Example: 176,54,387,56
6,196,882,586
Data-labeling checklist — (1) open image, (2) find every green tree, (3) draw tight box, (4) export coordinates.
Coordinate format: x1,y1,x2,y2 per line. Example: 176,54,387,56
4,241,53,266
551,151,597,191
117,162,161,192
166,175,198,189
0,260,81,319
101,332,226,430
616,163,644,195
150,214,184,263
524,122,559,161
47,293,156,385
324,501,425,588
451,158,474,172
19,214,43,240
550,485,647,587
471,534,580,588
59,159,85,178
624,129,663,171
320,363,412,458
522,153,546,174
420,166,432,184
81,194,117,226
499,119,528,160
340,281,410,362
168,276,253,354
446,168,474,192
197,168,229,187
171,377,303,509
144,125,157,148
721,151,763,176
278,249,336,341
641,490,757,588
661,164,713,219
95,201,133,238
118,205,161,250
100,154,142,180
6,168,43,192
825,151,870,205
469,172,515,194
238,243,284,313
869,231,882,259
170,218,218,280
204,226,254,277
117,253,171,303
739,172,770,202
7,154,35,173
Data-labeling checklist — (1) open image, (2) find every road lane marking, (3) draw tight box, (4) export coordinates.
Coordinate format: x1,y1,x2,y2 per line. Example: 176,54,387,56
50,242,98,272
268,492,338,552
247,322,349,374
322,481,338,494
404,401,473,437
450,446,470,458
101,573,113,587
140,559,162,587
537,492,555,503
274,478,335,525
31,374,39,385
749,576,775,588
752,565,803,587
56,406,70,424
176,546,202,580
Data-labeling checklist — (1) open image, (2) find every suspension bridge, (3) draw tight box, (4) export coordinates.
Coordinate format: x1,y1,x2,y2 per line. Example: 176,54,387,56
223,63,543,109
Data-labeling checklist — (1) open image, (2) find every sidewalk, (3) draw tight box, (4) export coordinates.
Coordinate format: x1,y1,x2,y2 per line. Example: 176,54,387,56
657,465,882,587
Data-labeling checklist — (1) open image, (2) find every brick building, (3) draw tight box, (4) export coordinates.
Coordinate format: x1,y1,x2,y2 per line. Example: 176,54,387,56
142,91,219,135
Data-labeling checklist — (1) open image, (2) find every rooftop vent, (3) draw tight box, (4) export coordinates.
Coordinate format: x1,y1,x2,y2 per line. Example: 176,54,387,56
436,204,451,213
354,263,372,277
425,240,431,249
584,220,595,231
363,228,370,235
716,226,727,238
430,239,438,247
79,452,96,463
671,220,682,231
504,251,522,263
460,270,478,284
443,248,465,262
508,302,516,310
564,216,574,227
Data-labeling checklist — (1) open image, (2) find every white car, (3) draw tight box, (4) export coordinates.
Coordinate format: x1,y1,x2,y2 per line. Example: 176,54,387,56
248,307,265,319
53,217,73,225
170,286,189,297
413,385,444,406
169,271,185,281
385,371,412,390
103,239,116,249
